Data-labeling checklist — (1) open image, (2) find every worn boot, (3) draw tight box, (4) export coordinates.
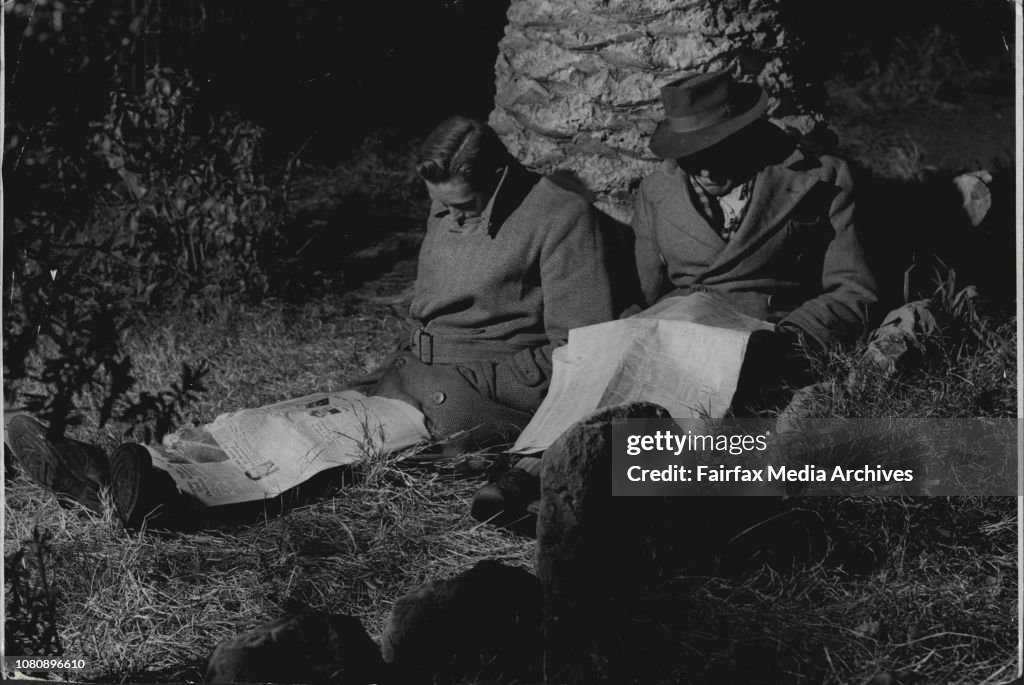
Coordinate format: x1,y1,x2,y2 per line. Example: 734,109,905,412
6,415,109,513
7,415,172,529
470,458,541,530
108,442,175,529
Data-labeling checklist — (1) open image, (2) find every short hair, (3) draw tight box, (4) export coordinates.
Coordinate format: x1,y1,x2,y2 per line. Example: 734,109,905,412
416,116,510,187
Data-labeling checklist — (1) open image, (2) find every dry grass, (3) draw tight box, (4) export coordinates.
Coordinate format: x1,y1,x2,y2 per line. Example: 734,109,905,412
4,281,1016,683
629,497,1018,684
4,264,536,681
5,467,533,681
4,130,1018,685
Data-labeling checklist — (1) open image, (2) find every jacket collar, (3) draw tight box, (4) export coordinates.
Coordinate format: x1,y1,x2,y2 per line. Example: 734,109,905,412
485,161,541,237
662,145,823,277
431,161,540,238
660,160,728,251
705,147,820,272
740,147,820,233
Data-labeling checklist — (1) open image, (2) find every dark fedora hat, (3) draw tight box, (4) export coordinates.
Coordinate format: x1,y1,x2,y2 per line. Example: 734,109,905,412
649,69,768,159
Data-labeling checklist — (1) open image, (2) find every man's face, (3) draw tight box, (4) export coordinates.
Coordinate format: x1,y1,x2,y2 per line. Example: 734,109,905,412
677,134,753,197
426,177,490,226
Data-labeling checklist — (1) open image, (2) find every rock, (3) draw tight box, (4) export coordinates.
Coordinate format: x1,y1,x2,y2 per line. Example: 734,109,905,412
536,401,671,603
380,560,542,684
537,401,788,682
536,401,672,684
952,170,993,227
205,612,383,684
846,300,939,391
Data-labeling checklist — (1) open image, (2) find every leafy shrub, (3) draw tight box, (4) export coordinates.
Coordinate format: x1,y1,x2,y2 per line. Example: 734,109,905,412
3,67,278,435
88,68,281,307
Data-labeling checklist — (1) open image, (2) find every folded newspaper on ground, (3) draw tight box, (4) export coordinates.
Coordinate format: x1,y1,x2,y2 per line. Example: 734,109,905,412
511,292,774,454
144,391,429,506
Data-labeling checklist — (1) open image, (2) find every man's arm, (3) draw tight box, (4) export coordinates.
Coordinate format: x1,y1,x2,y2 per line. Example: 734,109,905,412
779,160,879,348
539,199,616,346
488,199,615,408
632,181,667,308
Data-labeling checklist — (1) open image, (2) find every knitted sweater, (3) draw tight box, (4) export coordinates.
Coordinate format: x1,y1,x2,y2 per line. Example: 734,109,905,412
410,162,615,411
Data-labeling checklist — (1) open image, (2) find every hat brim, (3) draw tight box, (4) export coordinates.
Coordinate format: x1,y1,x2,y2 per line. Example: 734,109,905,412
649,88,769,160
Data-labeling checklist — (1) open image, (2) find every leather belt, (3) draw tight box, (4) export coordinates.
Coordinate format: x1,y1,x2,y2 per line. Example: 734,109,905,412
408,327,537,365
411,328,434,364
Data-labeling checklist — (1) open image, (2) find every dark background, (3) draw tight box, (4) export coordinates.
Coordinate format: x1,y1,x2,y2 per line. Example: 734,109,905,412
3,0,1015,166
4,0,512,164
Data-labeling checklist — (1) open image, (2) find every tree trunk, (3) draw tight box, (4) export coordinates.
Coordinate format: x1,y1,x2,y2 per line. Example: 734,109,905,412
490,0,825,223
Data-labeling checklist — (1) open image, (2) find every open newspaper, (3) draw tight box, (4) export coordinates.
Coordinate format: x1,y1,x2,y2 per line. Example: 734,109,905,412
511,292,774,454
145,391,429,506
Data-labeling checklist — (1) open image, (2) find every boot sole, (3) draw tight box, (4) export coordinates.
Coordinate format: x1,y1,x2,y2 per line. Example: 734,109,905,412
6,415,103,512
109,443,154,529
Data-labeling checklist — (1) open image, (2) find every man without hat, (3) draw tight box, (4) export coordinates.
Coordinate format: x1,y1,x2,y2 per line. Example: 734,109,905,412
8,116,617,528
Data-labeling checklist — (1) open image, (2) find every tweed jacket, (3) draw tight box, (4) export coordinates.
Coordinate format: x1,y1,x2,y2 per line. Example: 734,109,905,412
633,141,878,348
350,162,615,452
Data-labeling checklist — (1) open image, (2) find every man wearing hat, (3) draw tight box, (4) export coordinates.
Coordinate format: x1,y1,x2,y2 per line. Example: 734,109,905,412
635,68,878,350
470,70,879,528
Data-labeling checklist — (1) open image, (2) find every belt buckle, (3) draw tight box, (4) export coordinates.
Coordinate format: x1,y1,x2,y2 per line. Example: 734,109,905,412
416,328,433,364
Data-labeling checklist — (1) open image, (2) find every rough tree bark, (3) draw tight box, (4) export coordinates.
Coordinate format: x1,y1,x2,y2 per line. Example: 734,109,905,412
490,0,825,223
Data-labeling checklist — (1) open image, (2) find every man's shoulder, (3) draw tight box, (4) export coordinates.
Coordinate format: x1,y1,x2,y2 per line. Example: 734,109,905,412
636,160,682,199
490,166,592,231
528,173,595,215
